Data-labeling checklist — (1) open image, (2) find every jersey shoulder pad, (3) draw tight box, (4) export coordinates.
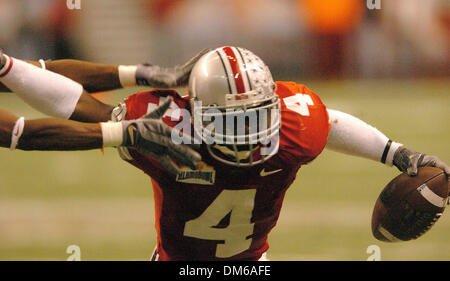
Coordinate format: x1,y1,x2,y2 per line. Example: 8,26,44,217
275,81,330,164
275,81,320,100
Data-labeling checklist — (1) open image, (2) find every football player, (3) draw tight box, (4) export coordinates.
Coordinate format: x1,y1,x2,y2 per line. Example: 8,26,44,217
0,47,448,260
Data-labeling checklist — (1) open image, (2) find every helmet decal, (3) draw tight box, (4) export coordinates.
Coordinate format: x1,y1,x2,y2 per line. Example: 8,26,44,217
217,46,250,95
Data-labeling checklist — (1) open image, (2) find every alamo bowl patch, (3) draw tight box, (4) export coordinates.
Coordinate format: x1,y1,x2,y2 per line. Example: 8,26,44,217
176,162,215,185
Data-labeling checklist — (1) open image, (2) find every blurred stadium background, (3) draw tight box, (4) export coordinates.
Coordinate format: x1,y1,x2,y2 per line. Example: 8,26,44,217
0,0,448,260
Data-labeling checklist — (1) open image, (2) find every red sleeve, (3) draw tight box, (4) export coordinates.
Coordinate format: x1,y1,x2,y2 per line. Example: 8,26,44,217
276,81,330,164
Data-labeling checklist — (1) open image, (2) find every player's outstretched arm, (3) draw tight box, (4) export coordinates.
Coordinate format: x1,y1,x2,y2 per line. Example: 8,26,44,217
0,48,210,93
326,109,449,180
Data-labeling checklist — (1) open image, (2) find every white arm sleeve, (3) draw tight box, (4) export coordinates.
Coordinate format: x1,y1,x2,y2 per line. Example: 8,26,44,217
0,55,82,119
326,109,402,166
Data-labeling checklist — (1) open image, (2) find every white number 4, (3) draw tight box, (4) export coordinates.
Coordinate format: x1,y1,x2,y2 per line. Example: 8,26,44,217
147,98,181,120
183,189,256,258
283,94,314,116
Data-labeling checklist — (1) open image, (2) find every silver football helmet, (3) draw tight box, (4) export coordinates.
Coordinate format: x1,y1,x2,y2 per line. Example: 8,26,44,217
189,46,281,167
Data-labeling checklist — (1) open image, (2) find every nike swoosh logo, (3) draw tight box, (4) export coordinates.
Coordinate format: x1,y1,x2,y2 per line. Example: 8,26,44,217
260,168,282,177
128,125,135,146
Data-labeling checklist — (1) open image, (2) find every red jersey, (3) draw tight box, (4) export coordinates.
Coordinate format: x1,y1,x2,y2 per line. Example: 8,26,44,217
120,81,330,261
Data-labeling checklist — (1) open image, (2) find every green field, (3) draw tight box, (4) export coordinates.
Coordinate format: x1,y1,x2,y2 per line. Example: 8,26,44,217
0,79,448,261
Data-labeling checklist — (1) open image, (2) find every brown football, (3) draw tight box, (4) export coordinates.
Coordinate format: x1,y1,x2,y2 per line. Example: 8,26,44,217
371,167,449,242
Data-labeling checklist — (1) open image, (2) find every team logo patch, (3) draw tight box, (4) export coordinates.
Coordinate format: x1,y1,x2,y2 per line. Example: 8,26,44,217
176,162,216,185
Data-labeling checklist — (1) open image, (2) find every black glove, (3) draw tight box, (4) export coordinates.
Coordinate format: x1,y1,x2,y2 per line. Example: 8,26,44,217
393,146,450,181
121,97,201,175
135,48,211,88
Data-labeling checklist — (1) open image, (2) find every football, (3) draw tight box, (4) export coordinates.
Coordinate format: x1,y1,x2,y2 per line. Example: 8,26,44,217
371,167,449,242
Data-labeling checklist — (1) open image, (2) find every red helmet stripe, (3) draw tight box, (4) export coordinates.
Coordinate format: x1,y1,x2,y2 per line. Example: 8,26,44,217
222,46,246,94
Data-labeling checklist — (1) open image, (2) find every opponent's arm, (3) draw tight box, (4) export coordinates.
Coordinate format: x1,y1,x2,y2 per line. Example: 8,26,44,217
326,109,449,179
38,59,121,93
0,53,201,173
0,109,103,150
0,51,114,122
0,101,200,174
0,52,119,93
0,49,210,93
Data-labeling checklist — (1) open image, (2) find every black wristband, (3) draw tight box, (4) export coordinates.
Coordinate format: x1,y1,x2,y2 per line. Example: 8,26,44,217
381,139,392,164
